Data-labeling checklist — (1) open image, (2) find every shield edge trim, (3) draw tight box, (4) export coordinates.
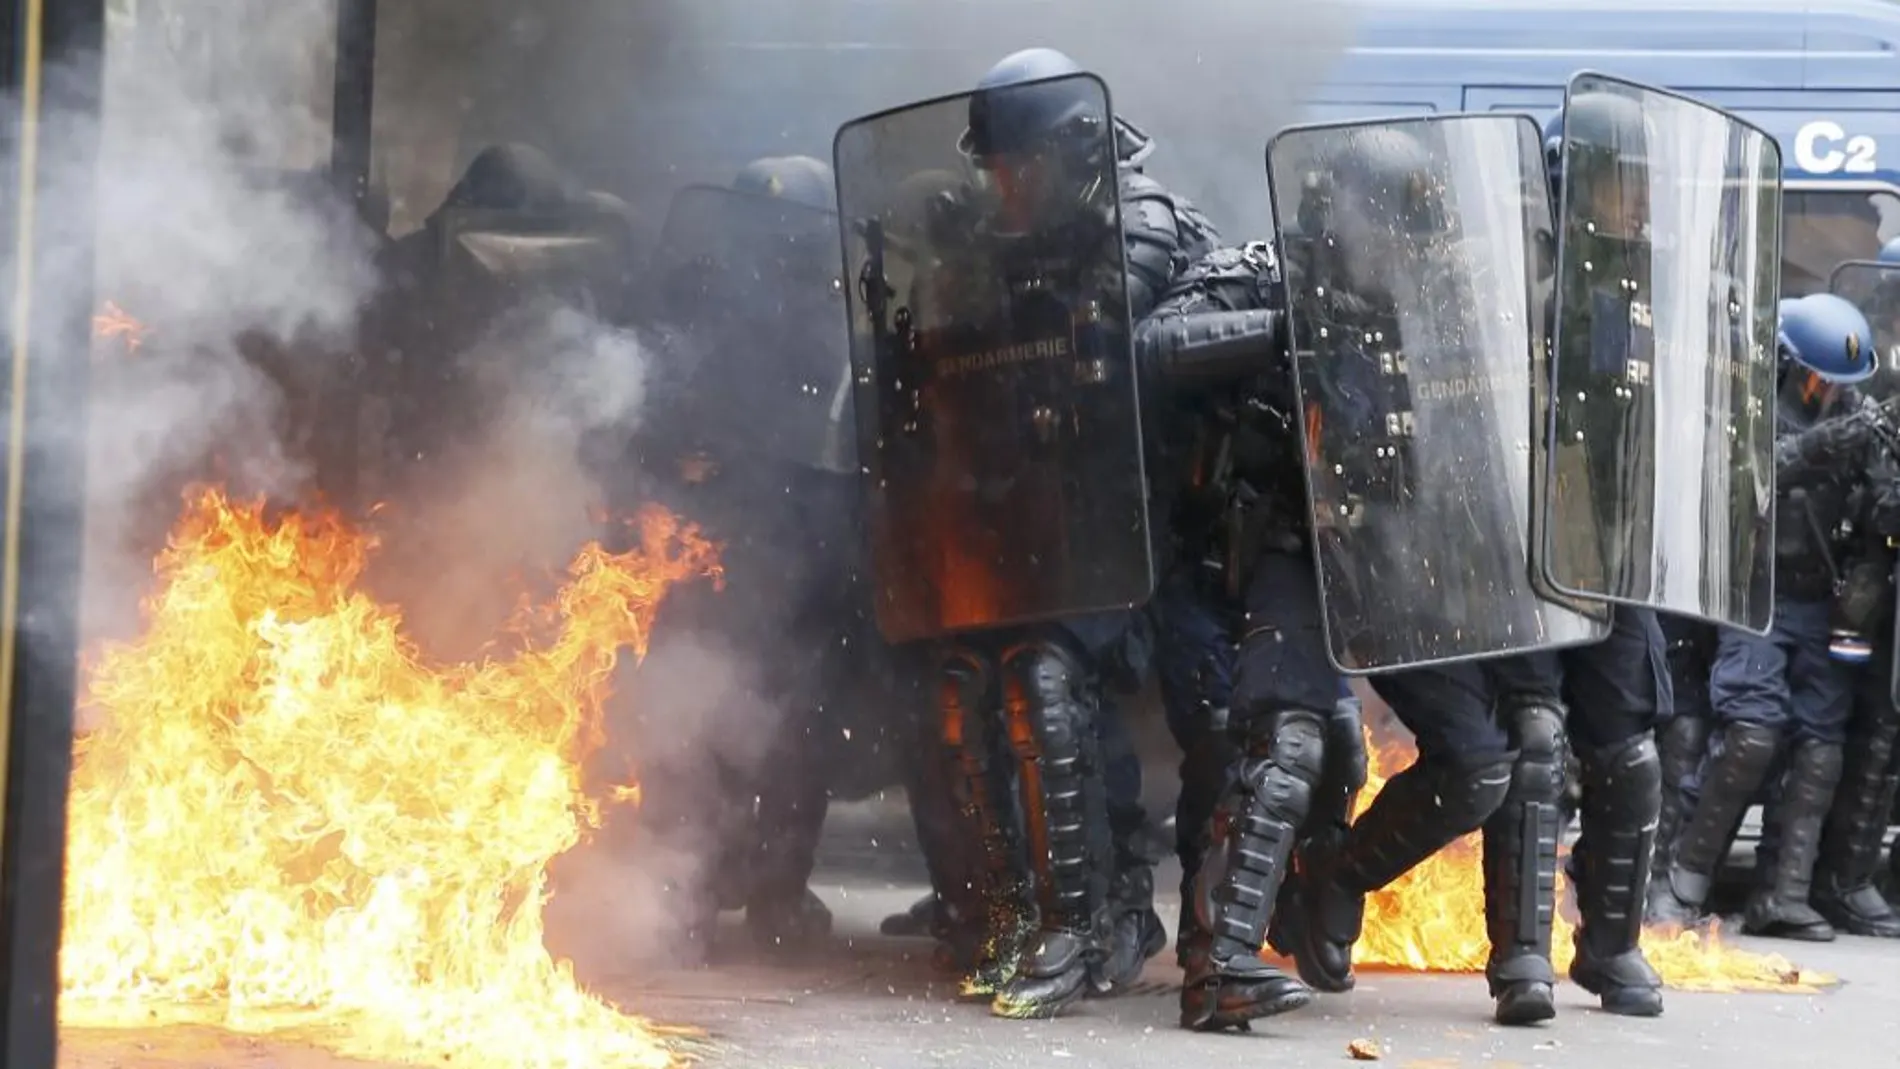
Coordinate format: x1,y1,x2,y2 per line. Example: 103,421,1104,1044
1262,110,1611,675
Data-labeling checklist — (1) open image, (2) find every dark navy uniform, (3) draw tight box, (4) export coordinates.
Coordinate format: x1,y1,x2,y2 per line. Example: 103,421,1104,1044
1657,295,1900,940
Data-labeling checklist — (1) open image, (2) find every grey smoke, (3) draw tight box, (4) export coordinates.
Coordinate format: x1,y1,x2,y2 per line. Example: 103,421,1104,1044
380,0,1363,238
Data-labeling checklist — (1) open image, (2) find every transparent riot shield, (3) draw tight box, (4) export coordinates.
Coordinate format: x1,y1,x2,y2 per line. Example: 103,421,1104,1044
647,185,855,475
834,73,1154,644
1542,72,1782,632
1266,112,1608,674
1830,259,1900,402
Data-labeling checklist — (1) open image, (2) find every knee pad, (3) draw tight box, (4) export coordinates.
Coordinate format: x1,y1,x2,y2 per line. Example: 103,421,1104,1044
1430,757,1516,835
1001,640,1093,760
1504,701,1568,805
1236,707,1327,821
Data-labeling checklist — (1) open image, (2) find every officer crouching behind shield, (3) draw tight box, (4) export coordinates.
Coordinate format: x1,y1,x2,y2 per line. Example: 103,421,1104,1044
1652,294,1900,940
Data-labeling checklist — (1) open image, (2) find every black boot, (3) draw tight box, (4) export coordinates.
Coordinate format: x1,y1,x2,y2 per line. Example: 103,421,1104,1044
1744,740,1843,941
1094,865,1167,991
1813,711,1900,938
1179,708,1323,1032
992,643,1113,1019
1288,756,1513,993
1482,703,1564,1027
745,887,834,950
1653,723,1779,927
1646,715,1711,924
880,893,943,938
1569,735,1665,1017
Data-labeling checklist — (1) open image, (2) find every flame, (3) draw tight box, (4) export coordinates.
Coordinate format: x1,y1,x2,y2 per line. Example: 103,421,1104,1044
61,488,722,1069
1351,732,1835,992
91,300,149,355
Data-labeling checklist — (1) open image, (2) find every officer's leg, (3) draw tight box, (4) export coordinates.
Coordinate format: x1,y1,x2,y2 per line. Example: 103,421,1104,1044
929,645,1029,987
1179,550,1335,1031
1745,601,1851,941
1477,653,1565,1026
1289,664,1513,996
1652,618,1715,921
1654,623,1792,926
1149,569,1240,964
1814,639,1900,937
745,687,835,951
990,631,1113,1019
1556,607,1667,1017
879,646,970,944
1067,611,1167,992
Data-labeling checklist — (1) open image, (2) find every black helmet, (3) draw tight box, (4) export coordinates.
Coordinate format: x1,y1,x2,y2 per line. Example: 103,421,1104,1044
1304,125,1448,238
958,48,1109,166
1554,88,1651,237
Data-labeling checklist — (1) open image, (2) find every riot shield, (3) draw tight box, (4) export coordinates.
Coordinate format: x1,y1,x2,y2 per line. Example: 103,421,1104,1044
1266,113,1608,674
1542,72,1781,632
833,73,1154,644
646,184,855,475
1829,259,1900,401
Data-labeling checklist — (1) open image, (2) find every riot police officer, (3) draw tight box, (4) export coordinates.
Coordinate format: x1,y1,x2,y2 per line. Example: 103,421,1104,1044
1133,234,1375,1030
871,47,1217,1020
1812,261,1900,939
1653,293,1898,940
630,154,856,956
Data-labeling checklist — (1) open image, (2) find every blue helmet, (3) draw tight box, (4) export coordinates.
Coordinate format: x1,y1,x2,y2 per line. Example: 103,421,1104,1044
1877,236,1900,265
958,47,1108,164
733,155,836,213
1779,292,1876,384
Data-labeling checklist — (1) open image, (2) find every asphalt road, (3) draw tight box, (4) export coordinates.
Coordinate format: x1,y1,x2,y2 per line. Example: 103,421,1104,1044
60,851,1899,1069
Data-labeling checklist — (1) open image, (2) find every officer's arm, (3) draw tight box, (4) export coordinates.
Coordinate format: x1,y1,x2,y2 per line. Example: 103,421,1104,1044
1134,307,1286,389
1776,413,1875,488
1133,242,1285,391
1121,174,1221,321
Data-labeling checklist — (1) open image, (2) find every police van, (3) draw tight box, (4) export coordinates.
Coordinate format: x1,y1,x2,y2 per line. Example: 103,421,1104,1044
1305,0,1900,299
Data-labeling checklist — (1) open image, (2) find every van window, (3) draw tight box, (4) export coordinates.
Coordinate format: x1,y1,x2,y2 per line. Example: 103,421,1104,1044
1782,186,1900,296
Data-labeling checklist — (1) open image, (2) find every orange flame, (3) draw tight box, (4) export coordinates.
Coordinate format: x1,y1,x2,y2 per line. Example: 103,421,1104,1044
61,488,721,1068
91,300,149,355
1351,732,1834,992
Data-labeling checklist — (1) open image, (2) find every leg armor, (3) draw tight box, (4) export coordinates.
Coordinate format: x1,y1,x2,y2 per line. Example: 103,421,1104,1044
1173,704,1237,964
1269,697,1368,956
1654,722,1779,926
1482,702,1565,1026
1290,755,1513,993
1180,708,1326,1031
1647,714,1711,923
937,648,1029,986
1814,710,1900,938
1744,739,1844,941
1569,734,1665,1017
991,641,1112,1019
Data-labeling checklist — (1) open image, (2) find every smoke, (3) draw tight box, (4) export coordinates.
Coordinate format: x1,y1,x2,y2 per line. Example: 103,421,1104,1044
378,0,1363,238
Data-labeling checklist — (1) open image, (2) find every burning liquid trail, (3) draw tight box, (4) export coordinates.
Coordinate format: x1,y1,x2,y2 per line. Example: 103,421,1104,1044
1349,731,1833,992
61,489,721,1069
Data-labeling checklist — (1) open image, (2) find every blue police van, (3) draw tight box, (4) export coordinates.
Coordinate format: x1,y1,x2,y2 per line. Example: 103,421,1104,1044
1304,0,1900,299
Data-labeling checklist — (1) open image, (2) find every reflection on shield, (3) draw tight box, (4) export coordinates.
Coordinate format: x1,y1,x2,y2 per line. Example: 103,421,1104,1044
1543,71,1781,633
1829,260,1900,402
648,184,856,475
1265,112,1607,674
833,73,1153,644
